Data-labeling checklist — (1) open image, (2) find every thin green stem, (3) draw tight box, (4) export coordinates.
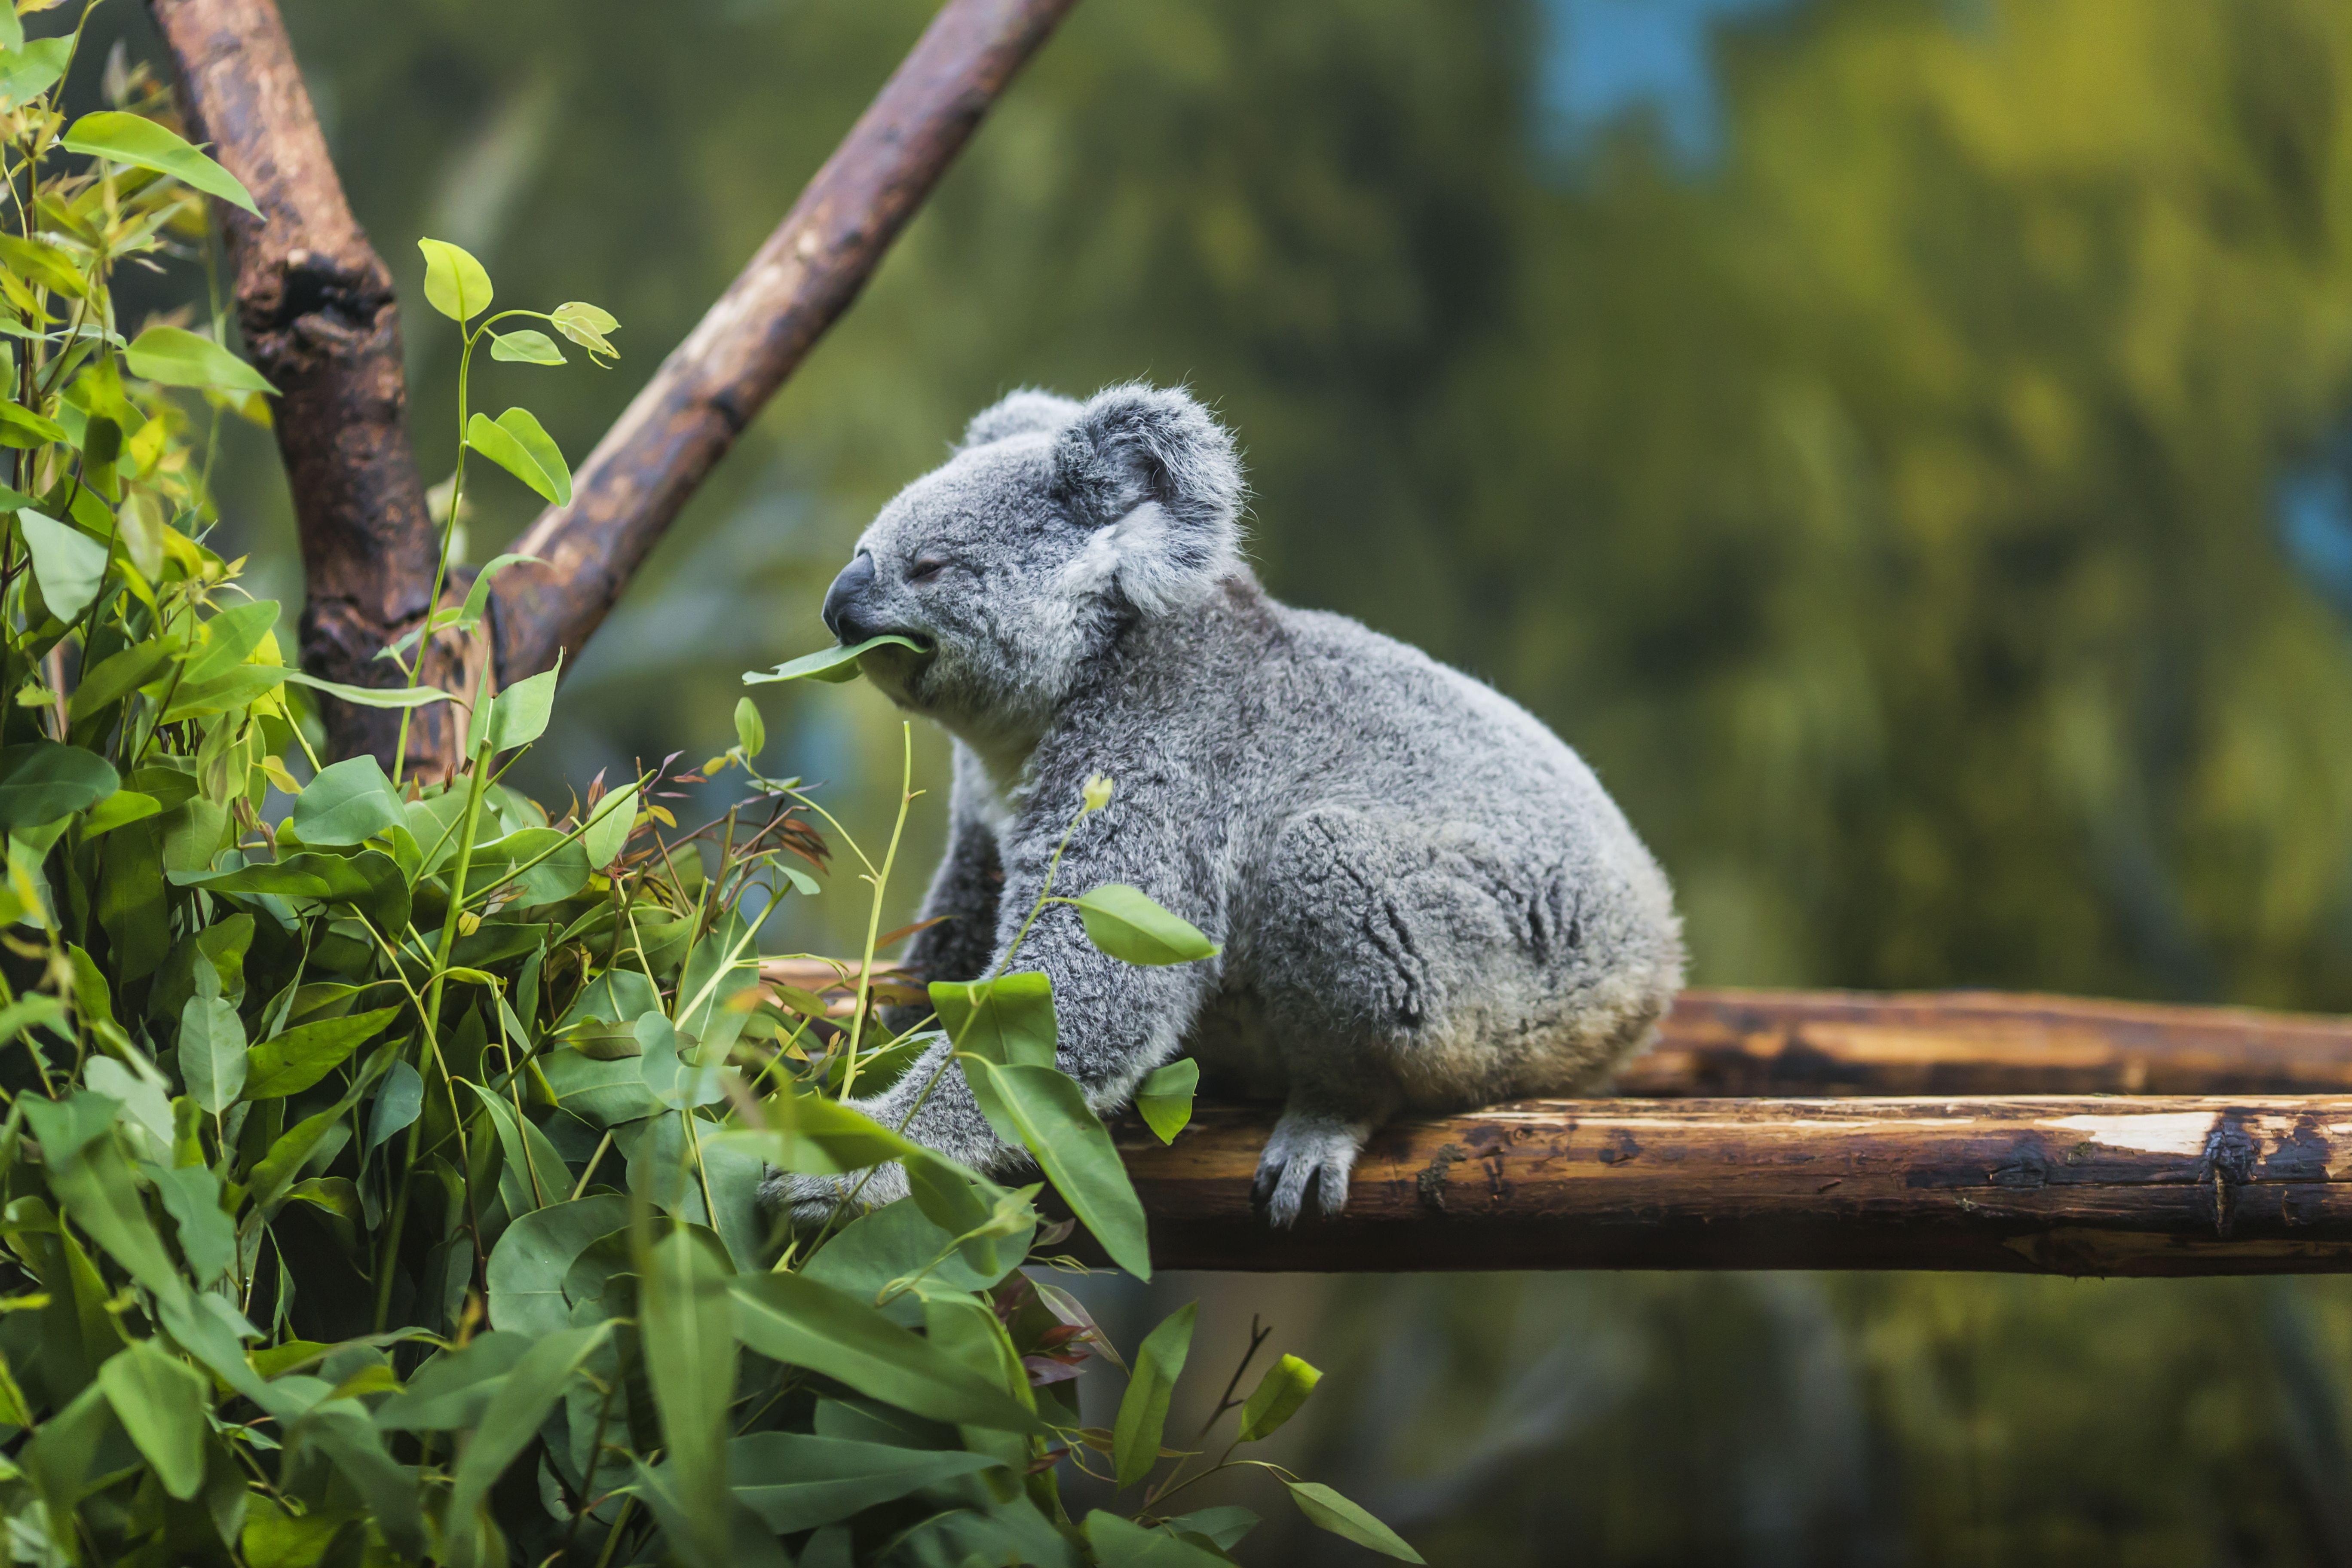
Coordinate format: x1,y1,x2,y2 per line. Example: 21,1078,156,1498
393,311,491,785
839,723,914,1103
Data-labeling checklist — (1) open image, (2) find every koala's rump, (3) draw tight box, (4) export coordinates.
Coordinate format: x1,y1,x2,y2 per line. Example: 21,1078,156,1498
1144,601,1682,1111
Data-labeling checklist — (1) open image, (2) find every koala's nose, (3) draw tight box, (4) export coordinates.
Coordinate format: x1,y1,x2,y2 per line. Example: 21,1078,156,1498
822,553,878,644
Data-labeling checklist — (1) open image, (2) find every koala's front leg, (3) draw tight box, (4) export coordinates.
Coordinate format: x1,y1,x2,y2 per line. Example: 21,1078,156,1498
772,833,1222,1226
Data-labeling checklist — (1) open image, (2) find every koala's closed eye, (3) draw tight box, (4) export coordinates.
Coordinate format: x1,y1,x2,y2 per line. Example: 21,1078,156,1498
907,555,951,583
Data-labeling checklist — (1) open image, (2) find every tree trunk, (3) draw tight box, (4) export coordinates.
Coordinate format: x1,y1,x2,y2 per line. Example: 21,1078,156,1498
148,0,474,777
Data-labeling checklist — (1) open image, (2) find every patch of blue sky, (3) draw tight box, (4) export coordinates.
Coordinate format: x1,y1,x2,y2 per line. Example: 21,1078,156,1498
2278,449,2352,625
1537,0,1795,169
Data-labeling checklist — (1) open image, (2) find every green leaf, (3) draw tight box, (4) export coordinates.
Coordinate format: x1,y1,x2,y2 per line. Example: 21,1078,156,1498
1070,883,1221,965
1238,1352,1322,1442
675,911,760,1061
961,1057,1152,1278
582,781,637,869
488,327,564,364
242,1496,355,1568
243,1007,400,1100
0,396,68,446
466,407,570,505
628,1459,789,1568
444,1322,610,1547
0,740,117,829
67,640,173,726
182,598,280,685
61,111,260,215
150,1164,234,1285
457,550,540,628
416,236,493,323
471,826,592,905
172,851,408,933
485,1194,631,1334
363,1059,423,1157
124,327,276,394
539,1048,665,1127
280,669,454,708
1135,1057,1199,1145
801,1197,1033,1311
97,1340,209,1499
460,1081,569,1214
1164,1507,1260,1551
288,755,405,846
248,1105,343,1212
733,695,764,757
1084,1512,1235,1568
641,1229,738,1566
1113,1302,1195,1488
1284,1482,1424,1562
717,1091,1007,1251
549,299,619,354
931,971,1057,1067
296,1405,429,1559
179,994,247,1113
29,1097,187,1298
0,38,69,111
727,1273,1045,1434
478,665,556,754
372,1330,531,1431
725,1432,1003,1533
744,633,928,685
18,508,107,620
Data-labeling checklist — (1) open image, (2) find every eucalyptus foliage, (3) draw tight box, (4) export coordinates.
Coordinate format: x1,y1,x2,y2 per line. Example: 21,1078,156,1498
0,27,1412,1568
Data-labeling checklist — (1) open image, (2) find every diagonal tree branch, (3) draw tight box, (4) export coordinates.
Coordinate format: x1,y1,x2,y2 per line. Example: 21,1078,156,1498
147,0,478,775
492,0,1083,680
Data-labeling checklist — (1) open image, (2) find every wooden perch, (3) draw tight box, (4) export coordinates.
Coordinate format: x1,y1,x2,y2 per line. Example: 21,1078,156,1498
1618,989,2352,1096
493,0,1083,681
1117,1096,2352,1276
754,970,2352,1274
760,966,2352,1096
148,0,475,774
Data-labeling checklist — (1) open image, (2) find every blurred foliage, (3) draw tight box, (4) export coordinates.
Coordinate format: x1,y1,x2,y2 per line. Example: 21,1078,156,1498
86,0,2352,1559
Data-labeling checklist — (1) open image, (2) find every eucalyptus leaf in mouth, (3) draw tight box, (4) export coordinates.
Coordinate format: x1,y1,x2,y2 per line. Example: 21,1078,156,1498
743,632,929,686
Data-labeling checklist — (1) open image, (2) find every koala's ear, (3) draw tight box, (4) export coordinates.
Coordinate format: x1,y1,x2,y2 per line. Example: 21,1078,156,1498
1051,384,1244,612
959,389,1081,450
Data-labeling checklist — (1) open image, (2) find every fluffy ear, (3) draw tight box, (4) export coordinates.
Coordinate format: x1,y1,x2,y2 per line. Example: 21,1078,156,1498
1051,384,1244,612
960,388,1081,450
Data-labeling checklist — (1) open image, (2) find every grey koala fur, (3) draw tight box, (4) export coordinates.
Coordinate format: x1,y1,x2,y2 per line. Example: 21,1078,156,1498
763,383,1683,1227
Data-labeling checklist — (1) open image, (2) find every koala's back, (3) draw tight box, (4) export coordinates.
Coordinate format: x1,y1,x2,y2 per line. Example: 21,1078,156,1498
1071,576,1684,1107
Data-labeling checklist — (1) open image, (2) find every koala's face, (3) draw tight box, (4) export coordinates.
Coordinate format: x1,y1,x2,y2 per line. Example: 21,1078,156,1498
820,385,1244,731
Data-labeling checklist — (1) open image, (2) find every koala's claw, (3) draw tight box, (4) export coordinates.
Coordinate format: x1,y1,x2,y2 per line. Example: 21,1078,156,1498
1252,1118,1361,1227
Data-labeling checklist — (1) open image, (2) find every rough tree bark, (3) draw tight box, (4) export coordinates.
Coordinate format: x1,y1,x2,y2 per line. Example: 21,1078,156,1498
492,0,1083,680
1115,1096,2352,1275
147,0,478,776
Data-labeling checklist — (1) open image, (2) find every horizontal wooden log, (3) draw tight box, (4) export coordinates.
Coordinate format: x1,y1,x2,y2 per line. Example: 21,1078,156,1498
758,966,2352,1096
1619,989,2352,1096
1114,1096,2352,1276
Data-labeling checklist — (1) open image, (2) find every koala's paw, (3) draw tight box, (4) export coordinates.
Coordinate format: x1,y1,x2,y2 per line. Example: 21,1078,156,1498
760,1162,911,1226
1250,1115,1362,1227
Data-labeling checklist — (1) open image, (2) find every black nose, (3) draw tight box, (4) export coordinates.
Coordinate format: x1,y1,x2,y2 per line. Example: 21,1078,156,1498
822,553,878,643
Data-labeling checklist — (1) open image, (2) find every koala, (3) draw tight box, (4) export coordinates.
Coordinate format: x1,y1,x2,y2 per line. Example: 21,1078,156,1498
763,384,1683,1227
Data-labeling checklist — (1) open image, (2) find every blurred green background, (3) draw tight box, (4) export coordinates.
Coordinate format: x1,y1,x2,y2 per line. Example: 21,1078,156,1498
99,0,2352,1557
